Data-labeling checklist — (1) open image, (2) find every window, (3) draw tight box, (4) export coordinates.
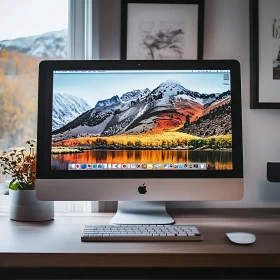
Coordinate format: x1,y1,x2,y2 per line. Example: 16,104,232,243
0,0,68,191
0,0,96,212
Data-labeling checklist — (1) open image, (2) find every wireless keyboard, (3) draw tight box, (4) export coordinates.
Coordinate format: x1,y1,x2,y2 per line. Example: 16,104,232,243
81,225,203,241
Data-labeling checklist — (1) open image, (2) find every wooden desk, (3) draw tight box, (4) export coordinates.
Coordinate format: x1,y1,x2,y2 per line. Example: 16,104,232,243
0,209,280,279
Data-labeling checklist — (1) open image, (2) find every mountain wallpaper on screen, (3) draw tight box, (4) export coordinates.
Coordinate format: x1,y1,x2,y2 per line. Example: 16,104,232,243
52,80,231,144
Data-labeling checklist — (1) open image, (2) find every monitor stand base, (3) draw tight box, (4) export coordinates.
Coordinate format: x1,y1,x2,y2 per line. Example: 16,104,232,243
110,201,174,225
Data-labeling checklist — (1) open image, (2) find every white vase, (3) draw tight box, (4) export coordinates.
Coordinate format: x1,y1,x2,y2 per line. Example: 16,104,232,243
9,189,54,222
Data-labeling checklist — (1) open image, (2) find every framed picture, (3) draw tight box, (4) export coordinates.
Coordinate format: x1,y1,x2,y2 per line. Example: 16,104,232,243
250,0,280,109
121,0,204,60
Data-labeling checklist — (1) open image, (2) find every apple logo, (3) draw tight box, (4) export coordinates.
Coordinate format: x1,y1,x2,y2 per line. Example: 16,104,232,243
138,183,147,194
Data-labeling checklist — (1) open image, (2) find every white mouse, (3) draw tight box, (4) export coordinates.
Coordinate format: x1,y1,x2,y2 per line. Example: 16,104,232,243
226,232,256,244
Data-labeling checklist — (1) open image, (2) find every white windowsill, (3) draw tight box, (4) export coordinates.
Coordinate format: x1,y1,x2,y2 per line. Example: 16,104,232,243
0,195,99,214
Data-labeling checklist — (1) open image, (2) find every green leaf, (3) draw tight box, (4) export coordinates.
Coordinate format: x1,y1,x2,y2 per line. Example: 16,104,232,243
9,180,35,191
9,179,19,191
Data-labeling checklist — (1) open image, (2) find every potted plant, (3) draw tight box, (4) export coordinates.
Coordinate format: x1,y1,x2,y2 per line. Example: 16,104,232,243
0,140,54,221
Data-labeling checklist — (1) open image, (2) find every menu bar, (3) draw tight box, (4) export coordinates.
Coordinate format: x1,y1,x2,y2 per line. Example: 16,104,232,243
54,70,230,74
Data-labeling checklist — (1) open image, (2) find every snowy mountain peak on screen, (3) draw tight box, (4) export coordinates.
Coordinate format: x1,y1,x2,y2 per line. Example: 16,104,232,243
160,80,182,87
120,88,151,102
52,93,91,131
52,80,231,141
156,80,185,95
95,95,121,108
156,80,230,105
0,29,68,58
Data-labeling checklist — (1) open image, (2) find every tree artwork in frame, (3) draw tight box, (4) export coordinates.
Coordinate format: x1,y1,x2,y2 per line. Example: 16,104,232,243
251,0,280,109
121,0,204,60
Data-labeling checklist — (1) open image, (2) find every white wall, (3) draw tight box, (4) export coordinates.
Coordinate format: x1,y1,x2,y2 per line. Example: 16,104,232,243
99,0,280,208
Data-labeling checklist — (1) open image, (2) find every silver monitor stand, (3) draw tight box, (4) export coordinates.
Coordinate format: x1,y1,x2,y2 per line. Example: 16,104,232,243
110,201,174,225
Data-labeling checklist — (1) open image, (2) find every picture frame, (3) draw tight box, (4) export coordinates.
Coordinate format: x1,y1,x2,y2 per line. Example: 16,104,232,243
121,0,204,60
250,0,280,109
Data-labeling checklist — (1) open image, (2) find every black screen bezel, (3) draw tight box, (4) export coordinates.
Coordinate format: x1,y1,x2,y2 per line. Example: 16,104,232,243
36,60,243,179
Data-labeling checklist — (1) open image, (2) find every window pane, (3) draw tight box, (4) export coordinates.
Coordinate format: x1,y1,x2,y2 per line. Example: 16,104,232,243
0,0,69,193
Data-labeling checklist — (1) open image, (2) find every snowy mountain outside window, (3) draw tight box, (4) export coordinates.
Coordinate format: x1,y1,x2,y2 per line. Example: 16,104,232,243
0,0,94,213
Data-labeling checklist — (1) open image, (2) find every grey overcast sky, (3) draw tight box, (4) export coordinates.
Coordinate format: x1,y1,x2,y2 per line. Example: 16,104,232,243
0,0,68,41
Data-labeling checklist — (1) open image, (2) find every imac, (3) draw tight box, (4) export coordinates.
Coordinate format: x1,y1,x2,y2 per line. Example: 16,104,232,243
36,60,243,224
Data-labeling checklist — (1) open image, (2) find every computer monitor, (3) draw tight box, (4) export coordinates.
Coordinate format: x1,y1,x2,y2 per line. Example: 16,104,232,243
36,60,243,224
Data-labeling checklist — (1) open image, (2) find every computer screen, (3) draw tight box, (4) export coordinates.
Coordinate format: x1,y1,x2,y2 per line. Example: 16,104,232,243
36,60,243,205
51,69,233,172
